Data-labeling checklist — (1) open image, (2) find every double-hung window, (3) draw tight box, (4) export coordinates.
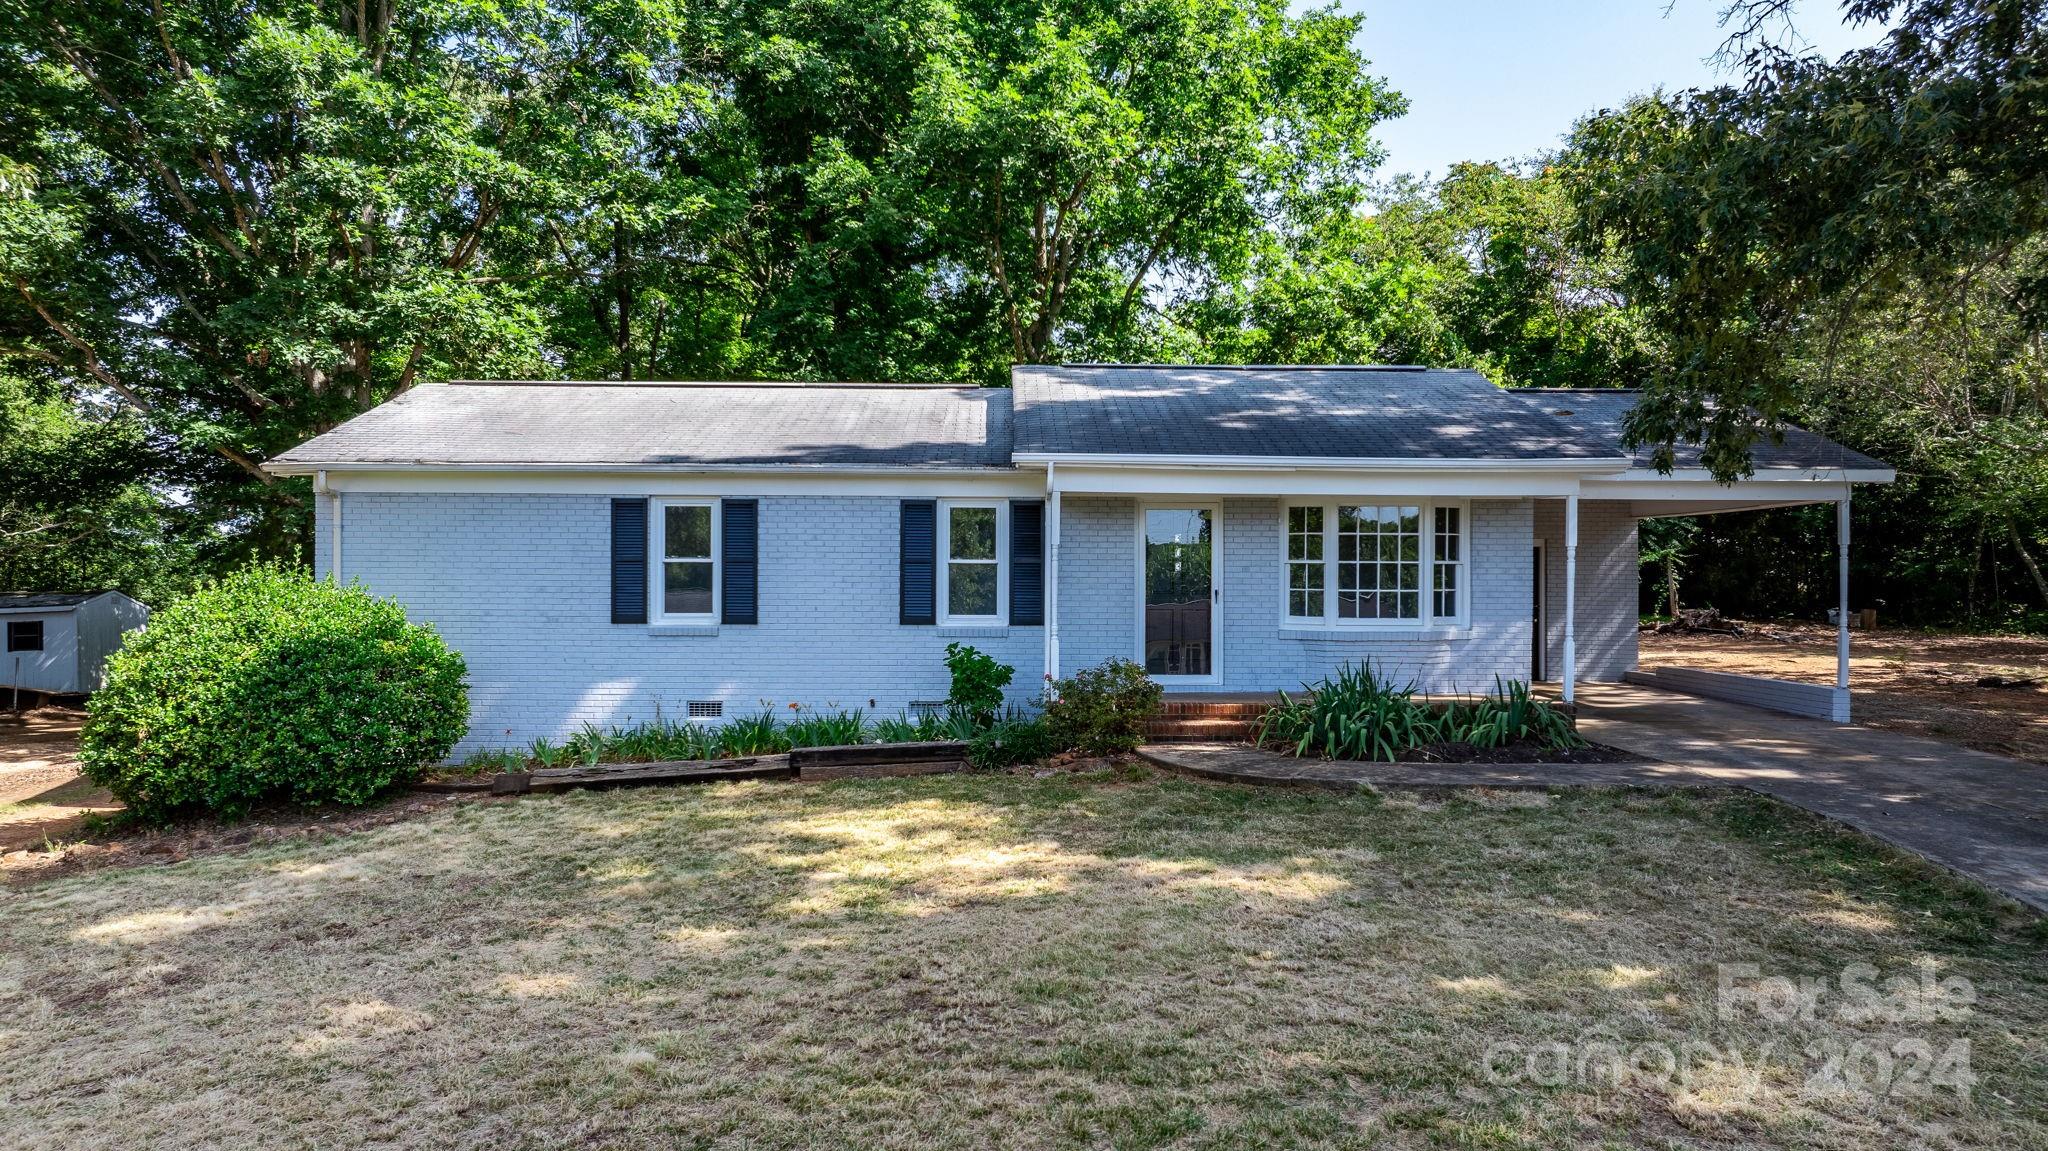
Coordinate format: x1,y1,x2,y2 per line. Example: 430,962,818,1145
1284,501,1466,626
6,620,42,652
938,500,1006,624
653,500,718,622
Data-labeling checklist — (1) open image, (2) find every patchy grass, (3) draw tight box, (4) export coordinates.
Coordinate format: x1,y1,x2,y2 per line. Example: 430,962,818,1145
1,769,2043,1150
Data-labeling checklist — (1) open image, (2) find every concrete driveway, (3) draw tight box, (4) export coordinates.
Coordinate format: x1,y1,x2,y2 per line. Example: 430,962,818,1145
1575,682,2048,915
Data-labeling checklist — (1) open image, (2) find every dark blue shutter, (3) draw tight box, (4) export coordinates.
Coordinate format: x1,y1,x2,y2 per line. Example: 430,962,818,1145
721,499,759,625
610,498,648,624
900,500,937,625
1010,499,1044,626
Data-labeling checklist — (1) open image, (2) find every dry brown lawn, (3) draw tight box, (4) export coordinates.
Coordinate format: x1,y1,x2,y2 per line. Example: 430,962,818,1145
1641,624,2048,766
2,768,2044,1150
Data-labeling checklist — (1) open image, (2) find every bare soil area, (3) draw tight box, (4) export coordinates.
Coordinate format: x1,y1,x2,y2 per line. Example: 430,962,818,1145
1640,623,2048,765
0,707,120,852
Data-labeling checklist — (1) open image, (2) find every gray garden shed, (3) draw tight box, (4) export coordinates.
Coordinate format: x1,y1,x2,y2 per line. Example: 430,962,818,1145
1,591,150,697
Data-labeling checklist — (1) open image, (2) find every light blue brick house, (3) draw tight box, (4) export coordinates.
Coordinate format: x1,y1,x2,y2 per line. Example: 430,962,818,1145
267,365,1893,750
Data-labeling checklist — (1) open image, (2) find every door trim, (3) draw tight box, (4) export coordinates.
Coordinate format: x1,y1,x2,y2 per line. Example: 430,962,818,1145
1134,501,1222,686
1531,540,1548,682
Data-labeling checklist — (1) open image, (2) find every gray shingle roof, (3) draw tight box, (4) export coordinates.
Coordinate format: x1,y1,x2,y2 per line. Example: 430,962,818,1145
265,370,1890,475
1010,365,1626,462
1511,389,1893,473
0,593,98,610
268,383,1014,470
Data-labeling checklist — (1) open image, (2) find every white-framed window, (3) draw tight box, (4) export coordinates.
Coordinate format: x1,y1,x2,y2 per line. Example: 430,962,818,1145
652,499,719,622
938,499,1006,624
1282,500,1466,626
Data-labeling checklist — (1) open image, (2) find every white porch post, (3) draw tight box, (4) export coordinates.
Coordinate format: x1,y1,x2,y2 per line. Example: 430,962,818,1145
1562,493,1579,704
1836,485,1852,719
1045,463,1061,693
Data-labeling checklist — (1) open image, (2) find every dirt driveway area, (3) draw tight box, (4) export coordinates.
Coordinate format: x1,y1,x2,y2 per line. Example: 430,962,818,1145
0,708,119,851
1639,623,2048,766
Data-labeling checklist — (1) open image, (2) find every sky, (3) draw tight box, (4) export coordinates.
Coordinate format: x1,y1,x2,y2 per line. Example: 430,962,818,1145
1347,0,1893,179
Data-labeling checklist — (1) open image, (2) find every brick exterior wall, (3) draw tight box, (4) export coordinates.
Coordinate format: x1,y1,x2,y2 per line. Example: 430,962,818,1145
320,488,1644,751
1057,496,1562,694
320,493,1042,752
1533,498,1639,683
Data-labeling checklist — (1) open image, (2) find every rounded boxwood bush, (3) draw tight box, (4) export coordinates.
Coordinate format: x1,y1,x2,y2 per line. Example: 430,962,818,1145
81,564,469,821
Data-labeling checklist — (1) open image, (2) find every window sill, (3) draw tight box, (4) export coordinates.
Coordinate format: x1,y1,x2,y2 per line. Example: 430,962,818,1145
1278,625,1472,642
647,622,720,637
937,624,1012,638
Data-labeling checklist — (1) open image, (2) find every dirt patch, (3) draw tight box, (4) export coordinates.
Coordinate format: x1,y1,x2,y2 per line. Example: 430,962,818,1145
1640,622,2048,765
1,789,478,885
0,706,120,850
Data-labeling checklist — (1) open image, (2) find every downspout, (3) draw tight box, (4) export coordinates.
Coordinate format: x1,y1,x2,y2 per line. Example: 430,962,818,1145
1045,462,1061,695
315,470,342,582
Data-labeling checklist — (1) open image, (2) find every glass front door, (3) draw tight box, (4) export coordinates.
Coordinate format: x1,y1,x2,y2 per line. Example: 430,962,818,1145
1142,506,1216,680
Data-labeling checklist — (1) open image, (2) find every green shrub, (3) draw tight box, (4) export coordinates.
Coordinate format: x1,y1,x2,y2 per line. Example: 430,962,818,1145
1045,658,1163,755
967,710,1057,770
943,642,1014,721
79,564,468,820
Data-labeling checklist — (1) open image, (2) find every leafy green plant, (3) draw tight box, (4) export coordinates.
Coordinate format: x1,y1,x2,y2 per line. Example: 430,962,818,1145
528,737,567,769
943,643,1014,722
1044,658,1163,755
566,723,608,766
873,714,925,743
1436,678,1583,750
1256,662,1424,761
1257,664,1581,762
967,710,1056,770
786,710,871,748
936,707,984,741
451,747,525,777
717,712,790,756
78,564,469,821
668,722,722,761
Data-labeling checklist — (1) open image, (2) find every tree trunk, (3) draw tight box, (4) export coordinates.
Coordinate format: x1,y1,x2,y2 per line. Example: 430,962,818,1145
1967,519,1985,620
2012,525,2048,606
1666,556,1679,618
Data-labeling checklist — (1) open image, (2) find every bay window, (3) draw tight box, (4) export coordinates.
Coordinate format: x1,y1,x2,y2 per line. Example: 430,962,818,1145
1284,500,1466,626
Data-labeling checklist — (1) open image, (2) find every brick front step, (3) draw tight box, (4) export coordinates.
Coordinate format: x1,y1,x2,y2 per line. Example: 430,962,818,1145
1143,716,1260,743
1153,700,1273,719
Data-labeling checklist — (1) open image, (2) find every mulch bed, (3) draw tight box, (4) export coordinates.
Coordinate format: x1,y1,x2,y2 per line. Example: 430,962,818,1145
1395,739,1645,765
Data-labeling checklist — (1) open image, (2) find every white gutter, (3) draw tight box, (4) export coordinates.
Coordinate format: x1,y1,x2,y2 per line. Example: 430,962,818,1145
264,461,1024,478
1011,452,1634,472
1592,466,1897,485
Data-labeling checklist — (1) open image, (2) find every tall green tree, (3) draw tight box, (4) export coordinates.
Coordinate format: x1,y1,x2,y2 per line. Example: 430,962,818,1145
1565,0,2048,477
0,0,690,547
1177,161,1659,385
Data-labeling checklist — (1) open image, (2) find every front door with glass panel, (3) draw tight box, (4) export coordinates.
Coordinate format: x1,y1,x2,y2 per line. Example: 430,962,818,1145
1140,506,1218,683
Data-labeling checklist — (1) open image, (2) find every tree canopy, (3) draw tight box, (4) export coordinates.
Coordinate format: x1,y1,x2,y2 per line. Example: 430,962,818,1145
3,0,2044,628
